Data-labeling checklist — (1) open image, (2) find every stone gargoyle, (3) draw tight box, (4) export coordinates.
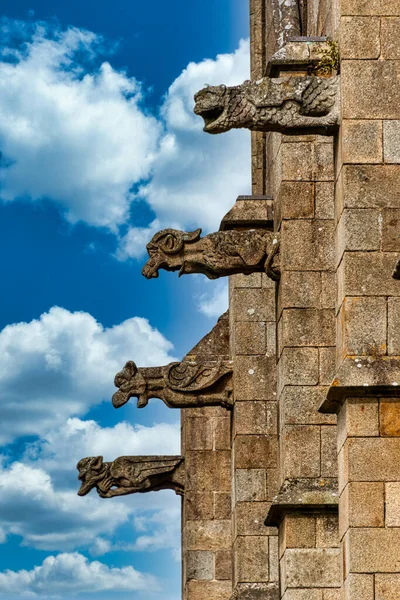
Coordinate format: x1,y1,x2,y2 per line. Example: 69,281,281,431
141,228,280,281
77,455,184,498
112,359,233,410
193,75,340,135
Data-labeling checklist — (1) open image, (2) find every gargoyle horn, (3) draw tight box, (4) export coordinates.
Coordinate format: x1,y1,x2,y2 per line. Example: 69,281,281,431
148,228,202,255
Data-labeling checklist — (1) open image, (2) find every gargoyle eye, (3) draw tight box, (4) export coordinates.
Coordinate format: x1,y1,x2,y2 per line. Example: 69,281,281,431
164,235,175,250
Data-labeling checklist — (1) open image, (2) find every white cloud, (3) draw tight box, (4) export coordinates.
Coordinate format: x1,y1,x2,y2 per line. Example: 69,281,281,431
0,20,160,230
0,19,250,254
0,552,158,597
197,280,229,318
0,306,176,444
118,39,251,258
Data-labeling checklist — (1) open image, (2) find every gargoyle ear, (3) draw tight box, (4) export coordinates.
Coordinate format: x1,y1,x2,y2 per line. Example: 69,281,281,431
124,361,138,378
184,228,202,243
92,456,104,471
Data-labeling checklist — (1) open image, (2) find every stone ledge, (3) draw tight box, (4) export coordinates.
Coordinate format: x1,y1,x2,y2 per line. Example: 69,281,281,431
266,38,329,77
264,478,338,527
219,196,274,231
230,582,279,600
319,356,400,414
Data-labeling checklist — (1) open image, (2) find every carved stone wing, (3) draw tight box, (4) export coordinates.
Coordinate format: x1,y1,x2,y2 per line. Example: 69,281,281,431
111,456,183,486
301,76,338,116
166,360,232,392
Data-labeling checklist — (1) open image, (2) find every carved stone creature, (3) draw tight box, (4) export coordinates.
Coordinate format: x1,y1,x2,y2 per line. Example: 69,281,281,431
77,455,184,497
142,228,280,281
194,75,340,135
393,258,400,280
112,359,233,410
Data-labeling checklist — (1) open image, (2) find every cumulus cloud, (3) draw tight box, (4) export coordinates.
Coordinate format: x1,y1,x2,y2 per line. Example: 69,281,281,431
197,280,229,318
0,20,160,230
0,18,250,254
0,306,176,444
0,552,158,597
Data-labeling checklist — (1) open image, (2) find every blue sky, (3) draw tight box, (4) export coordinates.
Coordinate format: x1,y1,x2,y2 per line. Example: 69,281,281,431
0,2,249,598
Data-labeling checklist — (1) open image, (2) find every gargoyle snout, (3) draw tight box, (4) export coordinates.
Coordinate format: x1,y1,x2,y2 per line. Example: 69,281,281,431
141,260,159,279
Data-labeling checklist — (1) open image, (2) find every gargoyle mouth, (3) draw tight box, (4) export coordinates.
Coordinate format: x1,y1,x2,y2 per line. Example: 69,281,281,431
141,261,159,279
77,481,93,497
195,106,226,133
112,390,130,408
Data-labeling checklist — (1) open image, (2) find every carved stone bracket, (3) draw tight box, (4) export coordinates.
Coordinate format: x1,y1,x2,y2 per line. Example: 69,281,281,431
112,359,233,410
142,227,280,281
77,455,184,498
194,40,340,136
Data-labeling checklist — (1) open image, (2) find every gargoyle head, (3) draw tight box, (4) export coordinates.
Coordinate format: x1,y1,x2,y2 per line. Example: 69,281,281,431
194,84,232,133
142,228,202,279
77,456,109,497
112,361,148,409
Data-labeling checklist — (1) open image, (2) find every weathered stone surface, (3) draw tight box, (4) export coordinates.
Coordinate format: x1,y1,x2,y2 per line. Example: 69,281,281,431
235,469,266,502
186,520,231,551
234,356,276,401
235,401,277,436
233,288,275,322
231,582,279,600
339,297,387,357
112,358,233,410
281,308,335,347
341,0,400,15
388,299,400,354
345,528,400,573
281,220,335,271
277,182,314,219
77,455,184,497
186,580,231,600
186,550,215,580
315,182,334,219
316,515,339,548
339,482,385,538
234,536,269,582
234,502,274,537
337,398,379,449
280,387,335,426
384,121,400,164
280,348,319,387
343,574,374,600
234,435,277,469
385,483,400,527
234,322,267,355
345,437,400,482
375,575,400,600
281,425,321,479
186,451,231,492
381,18,400,59
280,514,317,551
382,209,400,252
380,400,400,437
215,549,232,580
142,228,280,281
283,548,341,588
341,16,380,59
278,271,321,315
341,164,400,209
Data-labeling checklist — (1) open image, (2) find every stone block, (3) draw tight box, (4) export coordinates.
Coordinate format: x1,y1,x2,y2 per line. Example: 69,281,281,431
345,528,400,572
375,574,400,599
269,535,279,582
346,437,400,481
339,252,399,298
316,515,339,548
341,0,400,15
280,515,316,553
234,502,273,537
233,288,275,322
319,348,336,386
278,181,315,219
343,574,374,600
380,400,400,436
234,356,276,401
234,321,266,355
315,182,334,220
321,273,336,309
280,386,336,427
337,210,381,262
185,417,214,450
186,580,231,600
281,425,321,478
384,121,400,164
281,143,314,181
321,426,338,477
186,520,231,551
215,549,232,580
314,142,335,181
382,208,400,251
342,164,400,209
280,348,319,387
282,308,335,347
339,296,387,357
214,493,231,519
282,591,322,600
235,469,266,502
185,492,214,520
322,591,340,600
385,483,400,527
214,418,231,450
278,271,321,316
388,299,400,355
341,16,380,59
231,273,262,288
186,551,215,580
342,61,400,120
339,482,385,538
283,548,341,588
281,220,335,271
234,435,277,469
234,536,269,583
186,451,231,492
381,18,400,59
234,401,277,436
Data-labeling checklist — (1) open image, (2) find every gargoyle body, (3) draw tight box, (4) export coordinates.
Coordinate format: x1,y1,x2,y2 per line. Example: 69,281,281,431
194,75,340,135
393,258,400,280
112,359,233,410
77,455,184,498
142,228,280,281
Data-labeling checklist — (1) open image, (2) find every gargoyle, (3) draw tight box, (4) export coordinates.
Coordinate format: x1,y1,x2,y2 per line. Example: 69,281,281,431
112,359,233,410
77,455,184,498
194,75,340,135
393,258,400,280
142,228,280,281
